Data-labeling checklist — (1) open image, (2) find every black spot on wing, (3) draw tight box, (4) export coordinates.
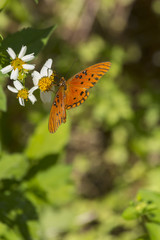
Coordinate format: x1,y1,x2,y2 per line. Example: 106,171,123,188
82,70,87,75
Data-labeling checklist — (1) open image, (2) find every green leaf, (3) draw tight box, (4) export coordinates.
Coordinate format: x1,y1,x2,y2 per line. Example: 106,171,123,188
0,84,6,112
145,222,160,240
0,34,3,42
31,163,74,205
0,70,7,112
1,26,56,56
137,190,160,208
122,205,138,220
0,153,29,180
0,0,9,10
34,0,39,3
25,116,70,160
123,190,160,224
137,190,160,223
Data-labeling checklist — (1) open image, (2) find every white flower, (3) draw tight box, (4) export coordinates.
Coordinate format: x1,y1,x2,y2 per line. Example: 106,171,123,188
1,45,35,80
31,58,55,103
7,80,37,106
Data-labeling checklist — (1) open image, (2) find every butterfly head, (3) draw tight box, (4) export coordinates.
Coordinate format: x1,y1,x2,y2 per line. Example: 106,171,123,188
59,77,67,90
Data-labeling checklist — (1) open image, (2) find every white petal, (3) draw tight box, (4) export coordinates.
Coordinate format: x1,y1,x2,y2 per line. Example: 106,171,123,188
40,59,52,76
10,68,19,80
21,53,35,62
18,46,27,58
28,94,37,104
13,80,23,90
31,71,41,85
19,97,25,106
40,66,48,77
44,59,53,69
48,69,53,77
33,78,39,86
1,65,13,74
29,86,38,94
7,85,18,93
40,91,52,103
7,48,16,59
22,64,35,70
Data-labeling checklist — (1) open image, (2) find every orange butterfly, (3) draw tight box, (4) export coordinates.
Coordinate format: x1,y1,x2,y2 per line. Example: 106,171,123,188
49,62,111,133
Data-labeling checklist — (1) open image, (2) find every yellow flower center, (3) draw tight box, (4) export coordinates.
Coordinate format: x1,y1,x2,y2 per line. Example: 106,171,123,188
11,57,25,70
50,73,55,82
17,89,29,100
38,76,54,92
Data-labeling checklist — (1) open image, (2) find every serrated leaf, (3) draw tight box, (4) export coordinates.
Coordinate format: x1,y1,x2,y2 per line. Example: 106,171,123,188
0,153,29,180
1,26,56,55
25,116,70,160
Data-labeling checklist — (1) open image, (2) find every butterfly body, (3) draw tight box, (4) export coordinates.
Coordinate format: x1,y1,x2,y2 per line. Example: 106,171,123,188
49,62,111,133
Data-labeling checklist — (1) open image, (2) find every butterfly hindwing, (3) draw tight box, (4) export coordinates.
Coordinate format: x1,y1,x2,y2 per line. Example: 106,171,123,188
65,86,90,109
65,62,111,109
48,86,66,133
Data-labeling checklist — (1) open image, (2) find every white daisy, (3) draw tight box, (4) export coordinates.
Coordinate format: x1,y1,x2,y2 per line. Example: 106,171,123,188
1,45,35,80
31,58,55,103
7,80,37,106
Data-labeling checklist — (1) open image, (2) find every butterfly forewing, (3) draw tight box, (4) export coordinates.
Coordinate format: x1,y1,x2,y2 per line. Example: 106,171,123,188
48,86,66,133
65,62,111,109
67,62,111,88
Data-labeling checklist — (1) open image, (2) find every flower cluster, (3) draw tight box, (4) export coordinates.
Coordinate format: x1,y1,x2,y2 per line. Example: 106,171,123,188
1,45,55,106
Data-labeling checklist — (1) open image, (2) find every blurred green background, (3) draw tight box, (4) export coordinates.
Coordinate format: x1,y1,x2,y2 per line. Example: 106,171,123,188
0,0,160,239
